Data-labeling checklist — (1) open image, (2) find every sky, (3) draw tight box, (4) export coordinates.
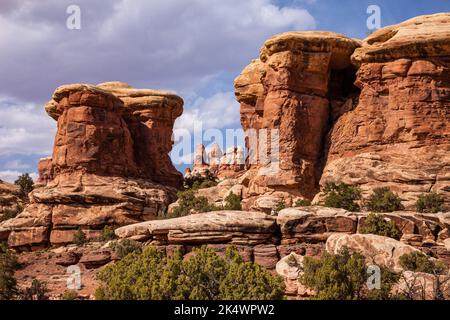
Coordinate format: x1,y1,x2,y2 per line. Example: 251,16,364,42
0,0,448,182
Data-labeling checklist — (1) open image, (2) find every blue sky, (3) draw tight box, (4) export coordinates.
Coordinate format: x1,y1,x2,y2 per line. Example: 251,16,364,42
0,0,448,182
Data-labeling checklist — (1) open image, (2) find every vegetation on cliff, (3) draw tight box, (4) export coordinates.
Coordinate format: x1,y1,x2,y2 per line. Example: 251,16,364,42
95,246,284,300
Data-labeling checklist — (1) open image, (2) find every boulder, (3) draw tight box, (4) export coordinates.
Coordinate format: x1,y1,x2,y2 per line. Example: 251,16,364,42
326,233,420,272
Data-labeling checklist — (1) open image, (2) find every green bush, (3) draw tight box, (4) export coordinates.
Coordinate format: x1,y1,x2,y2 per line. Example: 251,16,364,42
322,182,361,212
20,279,48,300
223,192,242,210
14,173,34,199
61,290,79,300
295,199,311,207
0,243,20,300
271,201,286,216
366,187,404,212
360,213,401,240
100,225,117,242
399,252,447,275
415,193,444,213
96,246,284,300
169,190,219,218
109,239,143,259
184,171,218,190
72,229,87,246
300,247,400,300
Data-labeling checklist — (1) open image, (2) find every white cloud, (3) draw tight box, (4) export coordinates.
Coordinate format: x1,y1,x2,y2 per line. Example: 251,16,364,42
0,0,316,102
4,159,31,170
0,0,316,171
0,170,38,183
0,100,55,156
175,91,240,132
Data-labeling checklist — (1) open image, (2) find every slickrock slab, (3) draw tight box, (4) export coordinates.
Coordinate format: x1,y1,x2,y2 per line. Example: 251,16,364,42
115,211,277,245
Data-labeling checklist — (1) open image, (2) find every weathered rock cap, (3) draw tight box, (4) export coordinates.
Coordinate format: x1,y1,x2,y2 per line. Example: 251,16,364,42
44,83,120,120
352,13,450,65
45,82,184,121
260,31,361,69
97,81,183,119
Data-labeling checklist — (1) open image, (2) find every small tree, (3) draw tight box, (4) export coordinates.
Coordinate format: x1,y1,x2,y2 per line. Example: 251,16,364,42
100,225,117,242
223,192,242,210
295,199,311,207
271,201,286,216
300,247,400,300
72,229,87,246
366,187,404,212
322,182,362,212
20,279,48,300
399,252,447,275
109,239,143,259
169,190,218,218
184,171,217,190
415,193,443,213
360,213,401,240
14,173,34,199
61,290,78,300
96,246,284,300
0,243,20,300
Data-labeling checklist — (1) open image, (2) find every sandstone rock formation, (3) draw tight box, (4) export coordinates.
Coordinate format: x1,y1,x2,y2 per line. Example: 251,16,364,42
115,210,278,245
234,14,450,212
234,32,361,210
0,82,183,249
321,13,450,210
189,143,245,180
36,157,53,185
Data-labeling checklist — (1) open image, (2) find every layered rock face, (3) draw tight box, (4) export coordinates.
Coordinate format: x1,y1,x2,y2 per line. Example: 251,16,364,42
0,82,183,249
322,13,450,210
235,32,361,209
36,157,53,185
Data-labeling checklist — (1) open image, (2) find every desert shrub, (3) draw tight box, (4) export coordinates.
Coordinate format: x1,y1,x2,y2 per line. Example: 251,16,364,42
322,182,361,212
96,246,284,300
360,213,401,240
415,193,444,213
170,190,219,218
100,225,117,242
14,173,34,199
0,243,20,300
20,279,48,300
109,239,143,259
271,201,286,216
184,171,217,190
399,252,447,275
60,290,79,300
366,187,404,212
295,199,311,207
72,229,87,246
300,247,400,300
223,192,242,210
